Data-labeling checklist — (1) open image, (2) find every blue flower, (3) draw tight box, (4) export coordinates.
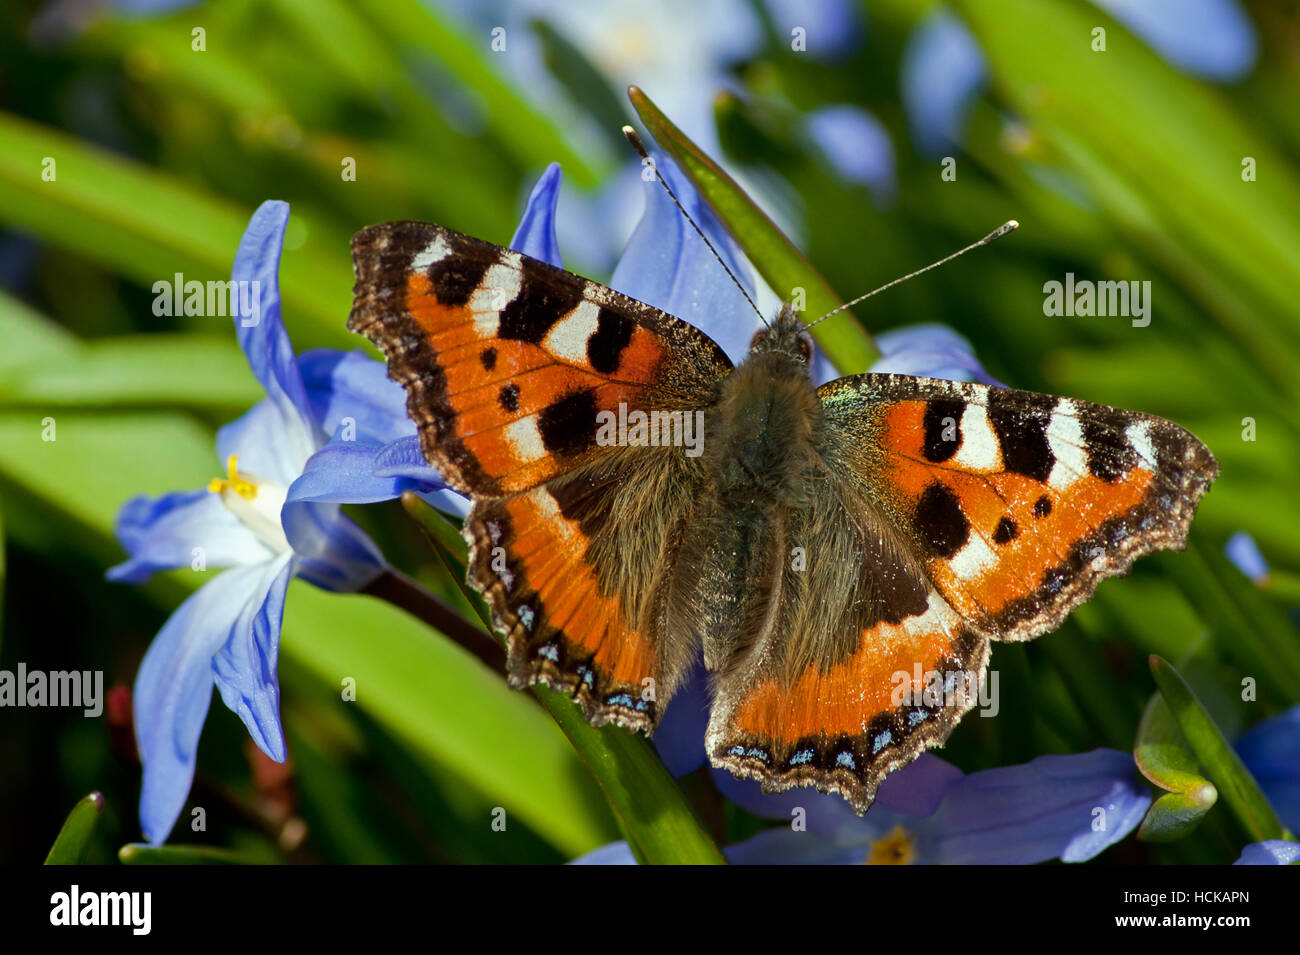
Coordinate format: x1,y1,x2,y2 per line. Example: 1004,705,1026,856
803,105,898,205
1234,840,1300,865
573,749,1150,864
109,200,456,843
1235,702,1300,834
1225,530,1270,585
901,1,1258,157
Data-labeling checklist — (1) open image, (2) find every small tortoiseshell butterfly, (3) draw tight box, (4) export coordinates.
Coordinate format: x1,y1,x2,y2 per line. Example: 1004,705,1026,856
347,220,1217,813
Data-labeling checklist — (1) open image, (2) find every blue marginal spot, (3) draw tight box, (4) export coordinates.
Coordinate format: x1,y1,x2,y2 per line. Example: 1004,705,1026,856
727,745,746,757
538,642,560,662
605,693,634,707
576,666,595,688
634,699,651,712
745,748,770,763
908,709,928,726
790,749,815,766
872,730,893,754
836,751,857,770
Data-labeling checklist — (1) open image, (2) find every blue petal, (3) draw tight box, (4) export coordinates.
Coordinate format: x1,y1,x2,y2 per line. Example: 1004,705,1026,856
298,348,415,446
900,10,987,157
209,553,297,765
568,841,639,865
511,162,564,268
871,322,1003,385
371,436,472,516
1236,703,1300,832
1225,530,1269,584
107,487,270,583
710,766,869,841
229,200,318,479
134,558,287,843
924,749,1150,864
280,498,387,593
726,827,868,865
610,152,761,366
651,664,710,777
804,105,897,203
289,442,424,506
874,754,965,818
216,396,313,489
1092,0,1257,81
1234,840,1300,865
760,0,863,60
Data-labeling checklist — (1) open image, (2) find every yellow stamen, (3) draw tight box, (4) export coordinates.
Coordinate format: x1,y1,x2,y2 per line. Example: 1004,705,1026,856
208,454,258,500
864,825,916,865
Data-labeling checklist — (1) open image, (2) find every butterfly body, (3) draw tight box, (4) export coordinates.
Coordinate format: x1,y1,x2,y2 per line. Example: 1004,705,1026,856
349,221,1217,813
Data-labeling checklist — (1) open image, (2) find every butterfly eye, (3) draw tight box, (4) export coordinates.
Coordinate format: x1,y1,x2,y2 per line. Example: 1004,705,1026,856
750,329,768,349
796,331,813,362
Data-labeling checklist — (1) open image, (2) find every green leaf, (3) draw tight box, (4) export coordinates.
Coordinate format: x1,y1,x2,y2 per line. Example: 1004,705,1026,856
627,86,881,371
1148,655,1293,844
44,792,105,865
119,843,253,865
0,334,263,411
0,111,353,350
1134,693,1216,843
956,0,1300,397
535,690,725,865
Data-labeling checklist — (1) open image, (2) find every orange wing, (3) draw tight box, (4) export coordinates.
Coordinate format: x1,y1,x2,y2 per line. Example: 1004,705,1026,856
349,221,730,496
707,373,1215,813
350,222,727,729
824,374,1218,641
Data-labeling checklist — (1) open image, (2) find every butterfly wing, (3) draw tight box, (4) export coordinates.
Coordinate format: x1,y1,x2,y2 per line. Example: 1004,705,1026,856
825,374,1218,640
708,373,1216,811
349,222,731,729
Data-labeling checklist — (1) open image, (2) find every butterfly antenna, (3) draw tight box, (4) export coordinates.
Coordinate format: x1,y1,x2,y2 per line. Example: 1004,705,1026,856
803,220,1020,330
622,125,768,328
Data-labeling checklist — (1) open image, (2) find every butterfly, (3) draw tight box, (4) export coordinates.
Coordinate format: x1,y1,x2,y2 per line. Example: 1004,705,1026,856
347,220,1218,813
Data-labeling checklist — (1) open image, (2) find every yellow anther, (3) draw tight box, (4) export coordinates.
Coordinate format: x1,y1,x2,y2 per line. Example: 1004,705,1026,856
864,825,916,865
208,454,258,500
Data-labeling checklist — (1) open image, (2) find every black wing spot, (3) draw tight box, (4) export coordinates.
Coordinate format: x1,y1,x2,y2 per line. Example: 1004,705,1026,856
915,482,970,559
993,516,1019,545
989,391,1055,481
537,389,599,456
923,399,965,463
499,383,520,413
427,237,491,307
587,307,635,374
1034,495,1052,518
499,268,584,344
480,347,497,372
1082,417,1138,482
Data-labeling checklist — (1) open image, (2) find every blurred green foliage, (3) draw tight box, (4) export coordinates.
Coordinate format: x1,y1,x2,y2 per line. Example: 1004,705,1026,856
1,0,1298,864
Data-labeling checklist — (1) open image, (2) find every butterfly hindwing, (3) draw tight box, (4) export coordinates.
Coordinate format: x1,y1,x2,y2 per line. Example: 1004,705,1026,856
707,463,990,811
349,222,730,729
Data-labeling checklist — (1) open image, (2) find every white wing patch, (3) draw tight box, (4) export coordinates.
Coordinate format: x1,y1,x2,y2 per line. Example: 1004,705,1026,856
468,255,522,337
1046,399,1089,491
411,234,451,273
953,404,1003,471
544,299,602,364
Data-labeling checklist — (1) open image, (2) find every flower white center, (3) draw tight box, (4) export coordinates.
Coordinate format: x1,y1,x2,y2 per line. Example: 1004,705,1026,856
208,455,291,553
